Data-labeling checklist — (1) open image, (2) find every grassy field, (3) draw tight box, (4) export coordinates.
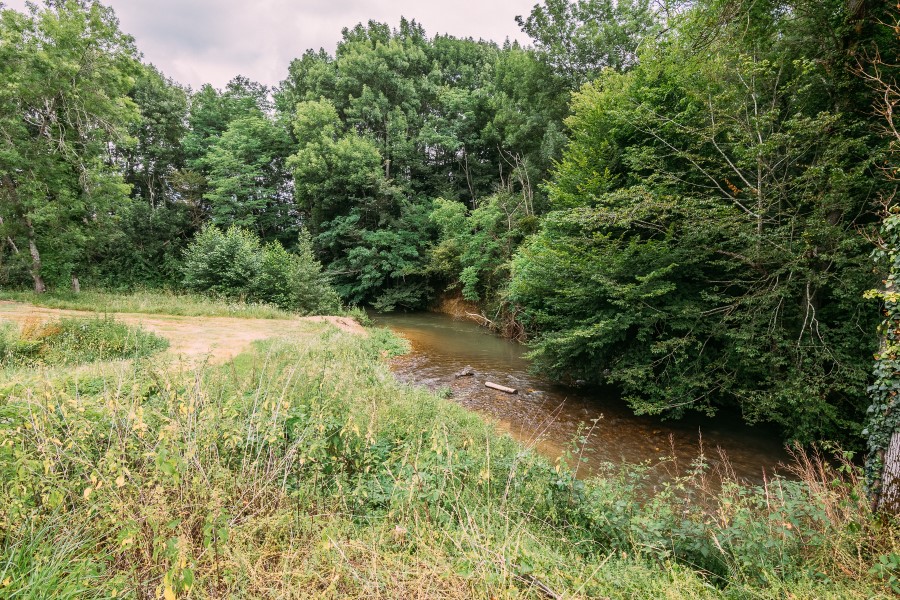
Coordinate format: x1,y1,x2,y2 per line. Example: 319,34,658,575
0,300,898,598
0,289,296,319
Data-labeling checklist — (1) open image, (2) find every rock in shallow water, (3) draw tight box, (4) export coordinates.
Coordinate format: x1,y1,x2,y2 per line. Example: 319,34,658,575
453,366,476,378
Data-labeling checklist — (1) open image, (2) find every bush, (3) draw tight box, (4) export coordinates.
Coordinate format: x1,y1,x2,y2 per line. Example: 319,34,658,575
181,226,340,314
181,226,261,297
253,232,341,314
0,317,168,367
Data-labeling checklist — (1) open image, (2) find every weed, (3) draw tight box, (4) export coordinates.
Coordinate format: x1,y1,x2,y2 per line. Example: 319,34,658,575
0,321,897,598
0,316,168,368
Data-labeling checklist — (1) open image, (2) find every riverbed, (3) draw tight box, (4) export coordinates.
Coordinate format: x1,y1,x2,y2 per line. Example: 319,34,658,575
373,311,792,485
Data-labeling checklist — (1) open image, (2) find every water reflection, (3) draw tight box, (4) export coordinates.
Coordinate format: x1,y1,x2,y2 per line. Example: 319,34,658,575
374,311,792,485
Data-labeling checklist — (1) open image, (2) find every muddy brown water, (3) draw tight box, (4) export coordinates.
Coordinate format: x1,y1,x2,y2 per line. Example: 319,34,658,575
373,311,792,485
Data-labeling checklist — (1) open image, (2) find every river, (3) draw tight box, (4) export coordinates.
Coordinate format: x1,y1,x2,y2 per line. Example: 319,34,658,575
373,311,792,485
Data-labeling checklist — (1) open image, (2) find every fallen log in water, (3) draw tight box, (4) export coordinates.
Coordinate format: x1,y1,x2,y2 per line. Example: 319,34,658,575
485,382,517,394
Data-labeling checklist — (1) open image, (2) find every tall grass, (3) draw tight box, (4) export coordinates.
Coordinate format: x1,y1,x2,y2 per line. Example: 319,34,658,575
0,316,168,368
0,324,897,598
0,518,113,599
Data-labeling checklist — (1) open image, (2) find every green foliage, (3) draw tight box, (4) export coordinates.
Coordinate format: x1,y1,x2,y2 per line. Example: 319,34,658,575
0,1,141,292
287,98,434,308
278,22,571,309
183,76,271,172
124,65,190,208
1,5,573,310
515,0,659,84
181,225,262,297
865,206,900,507
288,99,389,237
203,115,294,239
863,2,900,512
0,519,112,599
91,64,195,289
181,226,340,314
0,316,167,368
430,194,536,303
325,205,434,311
488,46,571,209
0,317,896,597
253,232,341,313
510,193,741,406
870,552,900,595
509,0,888,444
94,200,195,289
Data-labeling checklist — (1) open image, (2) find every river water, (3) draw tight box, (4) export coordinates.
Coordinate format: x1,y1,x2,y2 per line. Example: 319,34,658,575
373,311,792,485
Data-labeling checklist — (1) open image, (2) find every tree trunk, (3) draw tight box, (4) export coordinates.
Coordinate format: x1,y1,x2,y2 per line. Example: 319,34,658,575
25,218,46,294
71,276,80,293
878,432,900,513
1,175,45,293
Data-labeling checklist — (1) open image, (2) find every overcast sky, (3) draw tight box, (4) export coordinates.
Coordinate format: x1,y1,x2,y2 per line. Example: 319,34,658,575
1,0,538,90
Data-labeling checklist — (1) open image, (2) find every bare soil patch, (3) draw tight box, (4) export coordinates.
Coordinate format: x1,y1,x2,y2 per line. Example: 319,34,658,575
0,301,365,363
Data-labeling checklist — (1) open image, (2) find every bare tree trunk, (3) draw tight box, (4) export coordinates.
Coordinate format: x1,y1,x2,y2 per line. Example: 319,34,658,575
0,215,20,254
71,276,80,293
25,218,46,294
1,174,46,293
463,149,477,209
757,158,764,236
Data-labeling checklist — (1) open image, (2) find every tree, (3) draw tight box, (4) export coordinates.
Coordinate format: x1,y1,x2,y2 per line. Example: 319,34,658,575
288,98,432,308
101,64,193,287
276,21,571,310
124,65,189,209
203,115,294,241
860,1,900,511
510,0,890,443
181,76,275,222
430,194,537,303
288,99,388,237
182,225,340,314
0,0,140,292
515,0,660,85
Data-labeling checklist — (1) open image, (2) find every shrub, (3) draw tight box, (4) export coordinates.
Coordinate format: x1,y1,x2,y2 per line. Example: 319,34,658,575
181,226,261,297
253,232,341,314
182,226,340,314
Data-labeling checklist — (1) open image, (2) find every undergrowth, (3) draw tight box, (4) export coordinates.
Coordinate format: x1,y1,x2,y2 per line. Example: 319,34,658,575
0,324,898,598
0,316,168,368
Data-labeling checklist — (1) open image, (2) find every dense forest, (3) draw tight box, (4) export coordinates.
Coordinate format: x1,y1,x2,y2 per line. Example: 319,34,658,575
0,0,897,448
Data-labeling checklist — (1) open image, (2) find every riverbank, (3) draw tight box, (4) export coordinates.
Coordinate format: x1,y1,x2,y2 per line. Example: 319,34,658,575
375,311,790,485
0,298,897,597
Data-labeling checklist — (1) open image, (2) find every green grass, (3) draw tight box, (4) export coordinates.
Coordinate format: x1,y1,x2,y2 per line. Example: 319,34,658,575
0,289,296,319
0,316,168,368
0,319,897,598
0,518,113,600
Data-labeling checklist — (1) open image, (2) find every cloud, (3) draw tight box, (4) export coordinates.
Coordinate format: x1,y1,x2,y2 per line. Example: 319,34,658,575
1,0,537,89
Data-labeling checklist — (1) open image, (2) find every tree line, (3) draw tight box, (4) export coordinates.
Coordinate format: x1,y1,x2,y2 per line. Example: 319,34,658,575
0,0,897,445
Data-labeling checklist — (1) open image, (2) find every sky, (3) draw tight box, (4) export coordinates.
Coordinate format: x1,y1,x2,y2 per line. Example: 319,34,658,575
1,0,538,90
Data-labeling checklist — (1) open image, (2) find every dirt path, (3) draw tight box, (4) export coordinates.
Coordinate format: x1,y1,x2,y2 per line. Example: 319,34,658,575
0,301,366,363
